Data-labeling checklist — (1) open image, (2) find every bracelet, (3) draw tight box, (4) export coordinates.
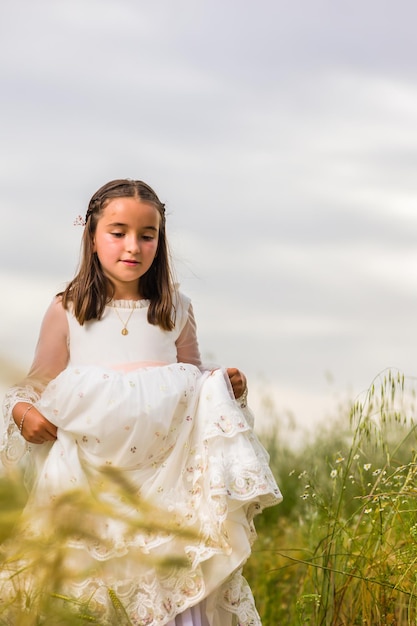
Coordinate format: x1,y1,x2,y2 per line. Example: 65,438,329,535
19,404,33,434
238,386,248,408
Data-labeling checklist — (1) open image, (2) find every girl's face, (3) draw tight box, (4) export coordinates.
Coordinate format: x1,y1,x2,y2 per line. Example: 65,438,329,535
93,196,160,299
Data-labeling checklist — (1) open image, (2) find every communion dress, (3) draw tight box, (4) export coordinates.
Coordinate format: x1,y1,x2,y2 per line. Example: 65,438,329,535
1,292,282,626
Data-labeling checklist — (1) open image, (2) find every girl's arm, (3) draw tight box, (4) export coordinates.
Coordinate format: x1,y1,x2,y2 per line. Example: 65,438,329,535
2,297,69,460
175,302,247,401
175,303,203,368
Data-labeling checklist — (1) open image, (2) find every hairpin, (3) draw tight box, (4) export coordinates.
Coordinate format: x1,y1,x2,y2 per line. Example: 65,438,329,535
73,208,94,226
73,215,86,226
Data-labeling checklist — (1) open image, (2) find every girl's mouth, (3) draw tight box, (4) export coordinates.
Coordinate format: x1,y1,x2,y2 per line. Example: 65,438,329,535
122,260,139,266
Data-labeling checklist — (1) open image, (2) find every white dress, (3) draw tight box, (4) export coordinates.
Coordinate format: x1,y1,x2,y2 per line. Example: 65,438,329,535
1,293,282,626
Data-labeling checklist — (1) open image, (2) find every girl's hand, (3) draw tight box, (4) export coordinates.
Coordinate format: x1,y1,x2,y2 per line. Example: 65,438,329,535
13,403,57,444
226,367,247,399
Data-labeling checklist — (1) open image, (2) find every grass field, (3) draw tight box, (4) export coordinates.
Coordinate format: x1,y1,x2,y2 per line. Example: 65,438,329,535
245,369,417,625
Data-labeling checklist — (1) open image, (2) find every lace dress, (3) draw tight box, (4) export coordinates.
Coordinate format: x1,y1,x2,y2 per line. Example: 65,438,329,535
1,293,282,626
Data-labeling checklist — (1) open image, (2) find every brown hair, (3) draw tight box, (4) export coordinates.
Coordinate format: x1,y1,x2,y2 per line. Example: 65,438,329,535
61,179,175,330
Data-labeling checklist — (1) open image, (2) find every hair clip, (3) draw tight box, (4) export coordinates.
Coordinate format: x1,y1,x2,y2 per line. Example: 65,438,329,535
73,215,86,226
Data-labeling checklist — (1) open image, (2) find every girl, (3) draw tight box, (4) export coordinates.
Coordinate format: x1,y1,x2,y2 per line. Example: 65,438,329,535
1,179,282,625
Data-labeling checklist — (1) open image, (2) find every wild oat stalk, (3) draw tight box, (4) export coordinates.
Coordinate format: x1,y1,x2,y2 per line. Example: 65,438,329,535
290,369,417,625
245,369,417,625
0,465,199,625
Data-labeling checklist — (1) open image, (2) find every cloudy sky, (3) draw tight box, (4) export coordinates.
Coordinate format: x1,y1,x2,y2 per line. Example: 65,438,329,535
1,0,417,435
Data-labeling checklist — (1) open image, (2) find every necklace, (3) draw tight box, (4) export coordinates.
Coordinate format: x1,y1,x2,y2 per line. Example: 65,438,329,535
111,301,144,335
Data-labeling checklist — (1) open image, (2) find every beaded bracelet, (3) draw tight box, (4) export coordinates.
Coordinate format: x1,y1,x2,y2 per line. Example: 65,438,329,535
19,404,33,434
238,387,248,409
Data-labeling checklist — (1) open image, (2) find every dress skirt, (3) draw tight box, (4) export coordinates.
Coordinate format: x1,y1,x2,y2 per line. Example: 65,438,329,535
1,364,282,625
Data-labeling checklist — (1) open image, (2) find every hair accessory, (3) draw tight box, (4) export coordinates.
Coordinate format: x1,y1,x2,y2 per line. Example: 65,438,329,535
73,215,86,226
74,208,93,227
19,404,33,434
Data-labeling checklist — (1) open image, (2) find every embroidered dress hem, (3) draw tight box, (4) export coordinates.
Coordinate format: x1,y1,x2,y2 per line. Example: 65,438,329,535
1,364,281,626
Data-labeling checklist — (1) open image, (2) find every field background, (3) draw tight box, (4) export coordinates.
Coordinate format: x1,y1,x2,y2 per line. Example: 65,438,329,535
244,370,417,625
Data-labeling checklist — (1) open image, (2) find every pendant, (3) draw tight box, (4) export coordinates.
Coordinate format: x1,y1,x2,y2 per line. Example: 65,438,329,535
121,328,129,336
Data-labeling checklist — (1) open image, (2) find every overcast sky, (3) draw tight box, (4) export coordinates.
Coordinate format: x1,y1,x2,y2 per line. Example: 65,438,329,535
1,0,417,434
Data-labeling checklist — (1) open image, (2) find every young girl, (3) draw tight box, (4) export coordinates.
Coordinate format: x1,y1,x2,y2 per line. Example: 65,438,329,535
1,179,282,625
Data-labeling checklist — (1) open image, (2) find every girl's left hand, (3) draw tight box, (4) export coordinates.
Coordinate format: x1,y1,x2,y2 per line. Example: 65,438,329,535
226,367,247,399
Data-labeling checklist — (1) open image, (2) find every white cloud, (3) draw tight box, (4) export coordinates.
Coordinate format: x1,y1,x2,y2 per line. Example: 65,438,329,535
2,0,417,429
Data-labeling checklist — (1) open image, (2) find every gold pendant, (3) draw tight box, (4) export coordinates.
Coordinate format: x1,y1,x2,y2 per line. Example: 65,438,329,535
112,302,138,335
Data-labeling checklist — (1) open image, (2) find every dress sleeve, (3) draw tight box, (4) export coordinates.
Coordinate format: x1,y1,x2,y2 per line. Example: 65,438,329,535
1,296,69,467
175,302,203,369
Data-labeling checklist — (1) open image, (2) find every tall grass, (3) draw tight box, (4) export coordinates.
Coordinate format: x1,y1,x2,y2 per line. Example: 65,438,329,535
245,369,417,625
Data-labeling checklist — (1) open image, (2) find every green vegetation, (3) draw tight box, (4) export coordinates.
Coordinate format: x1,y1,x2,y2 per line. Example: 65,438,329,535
2,368,417,624
245,369,417,625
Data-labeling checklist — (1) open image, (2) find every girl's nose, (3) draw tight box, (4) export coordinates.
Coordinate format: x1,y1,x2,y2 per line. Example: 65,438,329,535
126,236,140,254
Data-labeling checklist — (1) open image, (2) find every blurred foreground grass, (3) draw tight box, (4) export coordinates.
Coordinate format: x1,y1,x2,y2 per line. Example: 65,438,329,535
0,467,197,625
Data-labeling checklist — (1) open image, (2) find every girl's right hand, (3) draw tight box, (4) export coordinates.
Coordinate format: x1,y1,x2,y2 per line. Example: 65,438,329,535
13,403,58,444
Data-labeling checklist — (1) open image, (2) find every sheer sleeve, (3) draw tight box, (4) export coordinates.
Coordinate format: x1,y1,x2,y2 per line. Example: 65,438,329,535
1,297,69,468
175,302,203,369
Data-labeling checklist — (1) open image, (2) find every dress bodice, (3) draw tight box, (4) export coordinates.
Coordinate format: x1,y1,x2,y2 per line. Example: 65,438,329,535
66,293,193,369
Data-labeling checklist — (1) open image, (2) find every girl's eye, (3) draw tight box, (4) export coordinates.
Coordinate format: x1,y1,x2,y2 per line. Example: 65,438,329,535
142,235,155,241
111,232,124,238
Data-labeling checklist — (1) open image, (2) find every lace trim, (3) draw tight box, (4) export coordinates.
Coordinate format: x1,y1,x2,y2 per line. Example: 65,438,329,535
1,554,261,626
218,570,262,626
1,385,40,468
107,299,149,309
